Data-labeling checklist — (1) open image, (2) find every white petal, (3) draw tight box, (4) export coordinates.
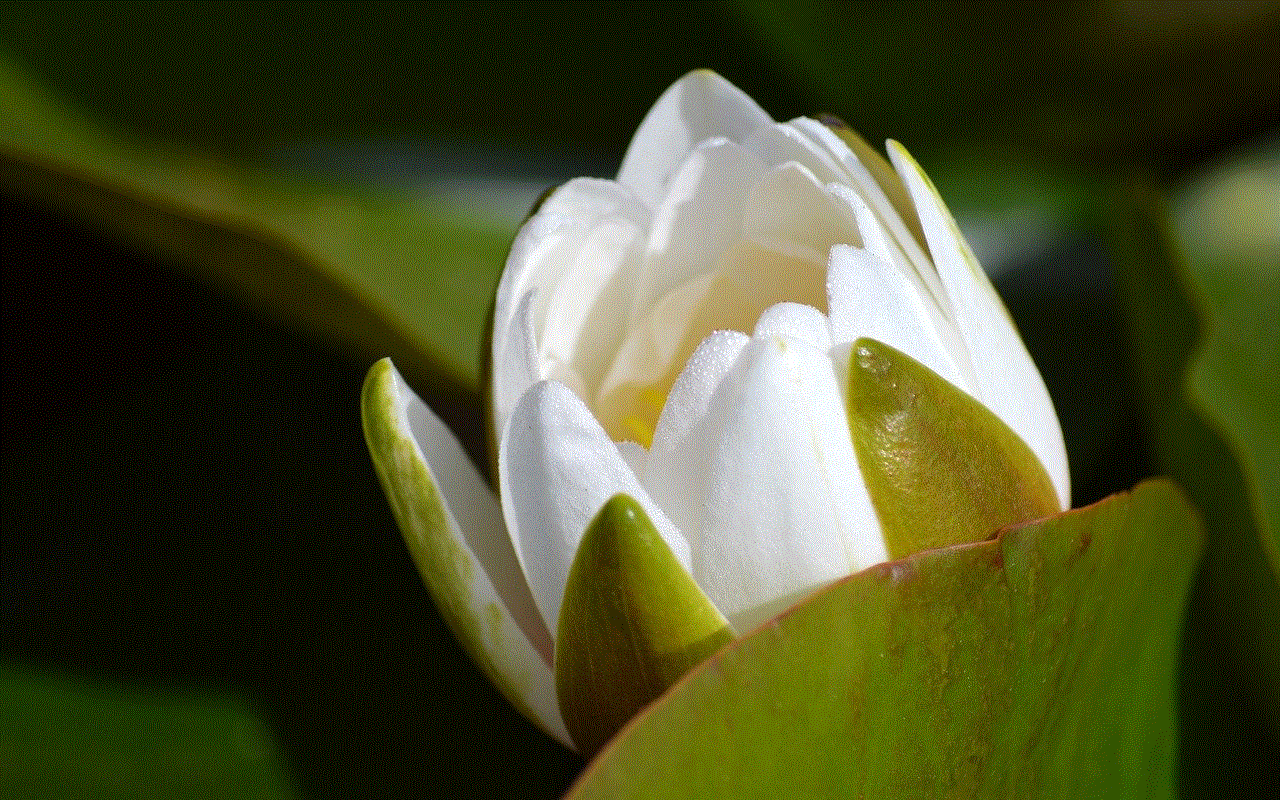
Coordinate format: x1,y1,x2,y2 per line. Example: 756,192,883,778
618,70,773,208
499,381,692,635
888,141,1070,508
633,138,767,318
364,360,570,746
541,212,647,398
741,121,846,183
497,179,637,337
492,291,540,444
649,335,887,633
752,302,832,351
827,244,967,393
616,439,650,477
783,118,947,302
645,330,751,529
743,161,863,262
492,179,649,435
826,184,975,390
597,240,827,442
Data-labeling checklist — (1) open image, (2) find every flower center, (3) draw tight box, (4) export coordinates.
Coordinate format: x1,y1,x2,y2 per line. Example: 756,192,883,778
591,245,827,447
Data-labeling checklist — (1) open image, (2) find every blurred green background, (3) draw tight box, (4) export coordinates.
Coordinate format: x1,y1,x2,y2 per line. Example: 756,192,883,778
2,2,1277,797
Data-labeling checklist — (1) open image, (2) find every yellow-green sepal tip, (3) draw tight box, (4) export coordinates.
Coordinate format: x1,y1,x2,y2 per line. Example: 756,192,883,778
555,494,733,756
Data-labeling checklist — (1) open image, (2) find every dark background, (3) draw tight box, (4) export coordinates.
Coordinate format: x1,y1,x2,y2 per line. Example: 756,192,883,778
4,2,1278,796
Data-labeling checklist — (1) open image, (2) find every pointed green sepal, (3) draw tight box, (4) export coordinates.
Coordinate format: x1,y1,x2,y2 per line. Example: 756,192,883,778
847,338,1060,559
556,494,733,755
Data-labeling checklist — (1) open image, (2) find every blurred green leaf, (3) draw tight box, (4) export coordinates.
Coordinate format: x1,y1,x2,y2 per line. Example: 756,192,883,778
0,664,296,799
1109,163,1280,793
0,53,508,396
735,0,1280,175
1173,145,1280,570
567,480,1201,799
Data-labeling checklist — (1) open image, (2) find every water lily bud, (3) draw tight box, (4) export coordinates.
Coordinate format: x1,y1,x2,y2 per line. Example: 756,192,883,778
363,70,1069,753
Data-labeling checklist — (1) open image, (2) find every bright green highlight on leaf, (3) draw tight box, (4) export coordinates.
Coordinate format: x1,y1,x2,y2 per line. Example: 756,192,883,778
846,337,1061,559
556,494,734,756
566,479,1202,799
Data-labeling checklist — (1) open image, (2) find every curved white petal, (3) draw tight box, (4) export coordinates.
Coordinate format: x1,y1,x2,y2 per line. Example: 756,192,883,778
491,291,540,445
363,360,570,746
645,330,750,532
492,179,650,435
541,212,647,398
888,141,1070,508
497,179,636,337
789,118,941,299
752,302,832,351
743,161,862,263
649,334,887,633
618,70,772,208
499,380,692,635
740,121,845,183
597,239,827,442
633,138,767,318
827,244,967,394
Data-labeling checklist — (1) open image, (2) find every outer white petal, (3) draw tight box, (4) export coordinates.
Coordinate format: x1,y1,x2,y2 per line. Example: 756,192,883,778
499,380,692,635
363,360,570,746
618,70,773,208
648,334,887,633
827,244,967,393
888,141,1070,509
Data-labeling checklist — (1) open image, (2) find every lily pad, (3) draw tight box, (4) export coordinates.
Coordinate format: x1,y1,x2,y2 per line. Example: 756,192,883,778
566,479,1201,799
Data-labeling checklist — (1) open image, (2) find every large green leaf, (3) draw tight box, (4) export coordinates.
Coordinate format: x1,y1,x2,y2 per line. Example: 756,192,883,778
1109,163,1280,791
0,664,296,799
566,479,1201,799
1173,145,1280,571
0,53,508,395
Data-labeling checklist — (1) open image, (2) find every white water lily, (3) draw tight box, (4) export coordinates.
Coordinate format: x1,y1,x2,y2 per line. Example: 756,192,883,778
363,70,1068,750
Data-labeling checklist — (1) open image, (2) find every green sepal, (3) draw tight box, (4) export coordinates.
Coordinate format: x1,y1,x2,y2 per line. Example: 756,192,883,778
556,494,733,756
847,337,1060,559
